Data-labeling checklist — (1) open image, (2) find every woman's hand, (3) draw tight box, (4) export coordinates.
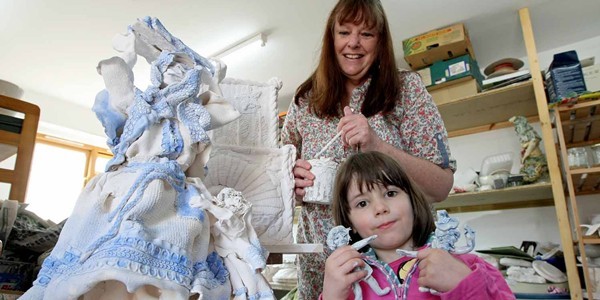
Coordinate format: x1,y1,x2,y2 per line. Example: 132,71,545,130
322,246,367,300
416,248,472,293
338,106,382,151
292,159,314,204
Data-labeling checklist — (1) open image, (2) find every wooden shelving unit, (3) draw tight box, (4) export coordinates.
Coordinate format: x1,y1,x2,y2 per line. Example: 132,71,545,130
0,95,40,203
431,8,583,299
435,183,554,213
438,80,540,137
553,98,600,300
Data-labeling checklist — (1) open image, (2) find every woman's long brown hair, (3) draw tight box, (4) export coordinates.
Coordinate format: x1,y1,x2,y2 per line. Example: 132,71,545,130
294,0,400,119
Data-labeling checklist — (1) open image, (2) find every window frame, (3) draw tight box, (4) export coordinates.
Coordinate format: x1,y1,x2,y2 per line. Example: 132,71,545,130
35,134,112,187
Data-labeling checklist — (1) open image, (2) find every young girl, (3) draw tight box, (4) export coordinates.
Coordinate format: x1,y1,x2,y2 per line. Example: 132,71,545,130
321,151,515,300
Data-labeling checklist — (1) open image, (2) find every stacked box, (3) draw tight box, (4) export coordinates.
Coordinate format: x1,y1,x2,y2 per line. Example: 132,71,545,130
415,54,484,106
545,50,587,103
416,54,484,88
428,77,480,106
402,23,475,71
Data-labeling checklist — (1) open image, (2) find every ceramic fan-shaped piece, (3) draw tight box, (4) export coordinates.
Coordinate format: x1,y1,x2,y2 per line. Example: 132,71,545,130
303,157,338,205
203,144,296,245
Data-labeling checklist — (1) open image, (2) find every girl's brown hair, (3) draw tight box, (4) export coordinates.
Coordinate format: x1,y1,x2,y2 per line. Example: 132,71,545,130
332,151,435,248
294,0,400,119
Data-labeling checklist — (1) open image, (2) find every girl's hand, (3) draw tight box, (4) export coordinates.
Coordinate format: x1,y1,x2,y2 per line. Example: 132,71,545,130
322,246,368,300
338,106,382,151
416,248,472,293
292,159,314,204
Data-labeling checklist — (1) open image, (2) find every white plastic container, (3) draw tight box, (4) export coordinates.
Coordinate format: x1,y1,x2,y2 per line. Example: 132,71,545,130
480,152,515,176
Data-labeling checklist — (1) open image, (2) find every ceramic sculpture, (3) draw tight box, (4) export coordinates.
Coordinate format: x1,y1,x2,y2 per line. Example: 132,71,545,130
21,17,275,300
396,210,475,295
326,226,388,300
303,157,338,204
203,144,296,245
432,210,475,255
509,116,549,183
199,187,274,299
212,77,282,148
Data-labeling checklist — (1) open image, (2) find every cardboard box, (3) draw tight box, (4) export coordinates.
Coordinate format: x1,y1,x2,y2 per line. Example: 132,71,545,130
416,54,484,88
544,50,587,103
402,23,475,70
583,64,600,92
428,77,480,106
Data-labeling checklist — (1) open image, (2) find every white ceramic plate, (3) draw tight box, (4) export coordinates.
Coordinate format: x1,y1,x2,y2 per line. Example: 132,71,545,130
532,260,567,283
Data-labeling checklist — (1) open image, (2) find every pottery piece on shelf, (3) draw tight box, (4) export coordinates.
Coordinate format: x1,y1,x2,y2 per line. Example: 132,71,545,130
509,116,549,183
532,260,568,283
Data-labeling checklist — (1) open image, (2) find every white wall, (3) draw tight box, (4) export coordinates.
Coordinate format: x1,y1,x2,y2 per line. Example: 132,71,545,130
531,35,600,71
17,88,107,147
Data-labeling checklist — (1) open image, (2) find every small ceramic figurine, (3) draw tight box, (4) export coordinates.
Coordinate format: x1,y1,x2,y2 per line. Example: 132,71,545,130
396,210,475,295
509,115,549,183
432,210,475,255
327,226,389,300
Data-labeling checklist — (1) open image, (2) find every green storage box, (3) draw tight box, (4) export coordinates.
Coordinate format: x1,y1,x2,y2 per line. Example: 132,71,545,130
416,54,484,88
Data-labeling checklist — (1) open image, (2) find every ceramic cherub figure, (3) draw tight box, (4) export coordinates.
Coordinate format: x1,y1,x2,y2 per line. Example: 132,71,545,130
509,116,549,183
193,187,273,300
327,226,389,300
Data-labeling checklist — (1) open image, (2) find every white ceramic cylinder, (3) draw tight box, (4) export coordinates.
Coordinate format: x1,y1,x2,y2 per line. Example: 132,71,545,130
303,158,338,204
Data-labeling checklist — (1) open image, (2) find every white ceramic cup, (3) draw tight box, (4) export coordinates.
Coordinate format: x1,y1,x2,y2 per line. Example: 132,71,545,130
303,158,338,204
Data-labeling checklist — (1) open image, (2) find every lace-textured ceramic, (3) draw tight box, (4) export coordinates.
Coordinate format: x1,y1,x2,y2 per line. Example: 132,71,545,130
204,144,296,245
303,158,338,204
20,16,275,300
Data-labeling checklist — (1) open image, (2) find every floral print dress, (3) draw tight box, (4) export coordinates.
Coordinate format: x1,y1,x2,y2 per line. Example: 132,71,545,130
281,71,456,300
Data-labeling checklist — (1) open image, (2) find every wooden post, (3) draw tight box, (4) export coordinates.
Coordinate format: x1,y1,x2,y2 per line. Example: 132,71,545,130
519,7,582,300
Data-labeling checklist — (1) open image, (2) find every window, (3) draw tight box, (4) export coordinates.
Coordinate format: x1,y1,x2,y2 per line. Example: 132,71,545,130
21,135,111,223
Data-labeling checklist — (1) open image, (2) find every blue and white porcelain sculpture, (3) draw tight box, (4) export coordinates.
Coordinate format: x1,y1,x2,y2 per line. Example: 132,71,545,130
22,17,274,300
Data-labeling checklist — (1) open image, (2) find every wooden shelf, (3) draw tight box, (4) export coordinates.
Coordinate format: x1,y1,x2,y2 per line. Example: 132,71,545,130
568,166,600,195
434,183,554,213
0,289,24,295
582,237,600,245
556,98,600,147
553,96,600,300
269,281,296,291
437,80,539,137
264,243,323,254
563,104,600,192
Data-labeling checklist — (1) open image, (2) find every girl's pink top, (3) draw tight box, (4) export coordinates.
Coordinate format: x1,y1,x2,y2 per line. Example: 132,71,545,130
320,251,515,300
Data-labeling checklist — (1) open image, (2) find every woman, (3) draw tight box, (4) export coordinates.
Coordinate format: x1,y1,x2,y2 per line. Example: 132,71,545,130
280,0,455,298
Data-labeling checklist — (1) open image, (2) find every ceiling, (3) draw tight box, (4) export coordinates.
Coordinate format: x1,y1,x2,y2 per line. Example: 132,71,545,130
1,0,600,112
